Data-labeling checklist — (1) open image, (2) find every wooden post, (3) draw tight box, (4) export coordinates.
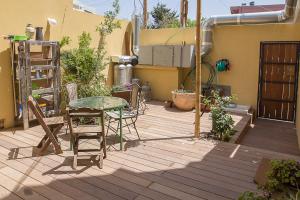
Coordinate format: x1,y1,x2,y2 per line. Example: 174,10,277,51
180,0,184,27
180,0,188,28
143,0,147,29
194,0,201,137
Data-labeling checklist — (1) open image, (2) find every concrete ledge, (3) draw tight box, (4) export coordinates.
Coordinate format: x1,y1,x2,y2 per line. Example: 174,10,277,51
230,114,252,144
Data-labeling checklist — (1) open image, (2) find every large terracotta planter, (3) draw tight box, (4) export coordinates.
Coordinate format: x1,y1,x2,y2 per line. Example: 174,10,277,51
171,91,196,111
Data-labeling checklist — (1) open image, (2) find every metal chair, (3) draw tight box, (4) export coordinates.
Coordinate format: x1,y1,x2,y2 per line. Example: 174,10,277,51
65,83,78,134
66,107,106,169
28,96,63,155
106,83,141,140
66,83,78,102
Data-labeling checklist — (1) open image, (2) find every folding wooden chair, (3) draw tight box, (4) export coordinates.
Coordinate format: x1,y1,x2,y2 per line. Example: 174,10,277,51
66,107,106,169
28,96,63,155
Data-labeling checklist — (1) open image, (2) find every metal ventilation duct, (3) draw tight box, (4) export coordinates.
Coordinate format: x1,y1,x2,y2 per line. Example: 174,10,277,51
202,0,298,56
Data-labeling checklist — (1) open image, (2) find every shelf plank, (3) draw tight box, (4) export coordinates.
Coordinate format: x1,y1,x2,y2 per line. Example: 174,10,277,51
31,76,53,81
32,88,54,95
30,58,52,62
31,65,55,70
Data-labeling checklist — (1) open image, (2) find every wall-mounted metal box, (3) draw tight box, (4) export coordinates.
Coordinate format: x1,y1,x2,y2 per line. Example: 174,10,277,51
139,46,153,65
182,45,194,67
139,44,194,67
153,45,174,67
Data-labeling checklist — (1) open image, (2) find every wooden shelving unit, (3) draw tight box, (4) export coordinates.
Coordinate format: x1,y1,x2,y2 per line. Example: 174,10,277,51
10,40,61,129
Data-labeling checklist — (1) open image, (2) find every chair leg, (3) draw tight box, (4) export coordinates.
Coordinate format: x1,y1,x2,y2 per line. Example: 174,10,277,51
98,152,103,169
70,135,74,150
102,132,107,158
73,138,78,169
124,119,132,135
37,135,48,149
106,118,112,136
131,118,140,140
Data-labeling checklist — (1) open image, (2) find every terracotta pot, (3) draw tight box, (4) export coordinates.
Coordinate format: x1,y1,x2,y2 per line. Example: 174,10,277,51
171,91,196,111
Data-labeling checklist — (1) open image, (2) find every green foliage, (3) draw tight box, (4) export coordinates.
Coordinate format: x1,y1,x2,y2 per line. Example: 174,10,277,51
59,36,71,48
96,0,121,53
61,32,110,98
61,0,121,99
239,191,267,200
150,3,178,29
264,160,300,198
174,89,193,93
204,90,235,141
239,160,300,200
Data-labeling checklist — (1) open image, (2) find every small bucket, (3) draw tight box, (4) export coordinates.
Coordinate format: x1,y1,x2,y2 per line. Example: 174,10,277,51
35,27,44,40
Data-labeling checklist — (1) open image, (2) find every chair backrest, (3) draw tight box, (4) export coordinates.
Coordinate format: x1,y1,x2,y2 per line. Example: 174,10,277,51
28,95,51,131
130,83,141,111
66,107,104,136
28,95,45,119
66,83,78,102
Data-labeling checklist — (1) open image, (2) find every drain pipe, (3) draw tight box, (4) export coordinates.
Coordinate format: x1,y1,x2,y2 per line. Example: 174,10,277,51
202,0,298,56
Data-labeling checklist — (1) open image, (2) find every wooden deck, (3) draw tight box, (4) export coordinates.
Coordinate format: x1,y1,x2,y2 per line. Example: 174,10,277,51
0,101,299,200
241,118,300,156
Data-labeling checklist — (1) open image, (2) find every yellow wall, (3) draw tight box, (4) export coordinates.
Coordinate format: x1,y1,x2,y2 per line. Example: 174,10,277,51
0,0,129,128
134,65,181,101
138,24,300,147
134,28,195,101
138,24,300,108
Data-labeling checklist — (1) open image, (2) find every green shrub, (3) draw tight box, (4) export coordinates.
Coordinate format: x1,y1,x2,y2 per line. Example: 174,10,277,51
239,160,300,200
204,90,235,141
61,32,110,98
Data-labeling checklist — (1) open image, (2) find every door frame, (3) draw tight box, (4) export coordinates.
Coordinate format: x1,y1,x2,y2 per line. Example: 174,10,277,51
257,41,300,122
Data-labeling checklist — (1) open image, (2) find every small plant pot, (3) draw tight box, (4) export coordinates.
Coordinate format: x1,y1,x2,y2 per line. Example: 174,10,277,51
171,91,196,111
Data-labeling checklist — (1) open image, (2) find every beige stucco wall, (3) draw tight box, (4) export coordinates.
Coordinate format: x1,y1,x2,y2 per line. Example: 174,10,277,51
0,0,129,128
138,24,300,147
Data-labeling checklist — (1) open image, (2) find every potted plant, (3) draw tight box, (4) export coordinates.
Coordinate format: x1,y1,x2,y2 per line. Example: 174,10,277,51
204,90,235,141
171,89,196,111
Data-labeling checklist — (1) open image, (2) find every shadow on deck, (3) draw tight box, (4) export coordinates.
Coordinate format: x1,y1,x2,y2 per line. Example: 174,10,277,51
0,101,299,200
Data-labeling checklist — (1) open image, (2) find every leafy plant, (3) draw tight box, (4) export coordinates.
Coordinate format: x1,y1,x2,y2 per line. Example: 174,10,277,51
238,191,267,200
264,160,300,199
61,0,121,99
96,0,121,55
61,31,110,98
59,36,71,48
239,160,300,200
204,90,235,141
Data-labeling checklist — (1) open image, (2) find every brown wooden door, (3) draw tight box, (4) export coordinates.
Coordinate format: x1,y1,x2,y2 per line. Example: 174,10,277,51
258,42,300,122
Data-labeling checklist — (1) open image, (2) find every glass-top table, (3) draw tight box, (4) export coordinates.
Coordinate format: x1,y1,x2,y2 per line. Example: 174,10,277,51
69,96,128,150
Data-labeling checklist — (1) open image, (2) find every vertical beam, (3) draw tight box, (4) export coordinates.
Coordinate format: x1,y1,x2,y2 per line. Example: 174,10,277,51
194,0,201,137
180,0,184,27
180,0,188,28
143,0,147,29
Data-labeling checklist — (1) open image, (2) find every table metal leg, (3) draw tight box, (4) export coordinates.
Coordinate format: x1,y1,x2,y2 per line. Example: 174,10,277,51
119,108,123,150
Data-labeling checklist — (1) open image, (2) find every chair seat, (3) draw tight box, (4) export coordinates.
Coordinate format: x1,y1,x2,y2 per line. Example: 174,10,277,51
106,110,137,119
43,116,64,127
73,125,102,135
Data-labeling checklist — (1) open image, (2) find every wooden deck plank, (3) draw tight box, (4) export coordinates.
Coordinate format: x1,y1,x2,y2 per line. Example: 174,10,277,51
0,101,299,200
0,185,23,200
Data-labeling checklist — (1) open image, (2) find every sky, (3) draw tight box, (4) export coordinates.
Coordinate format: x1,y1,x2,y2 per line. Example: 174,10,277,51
75,0,285,19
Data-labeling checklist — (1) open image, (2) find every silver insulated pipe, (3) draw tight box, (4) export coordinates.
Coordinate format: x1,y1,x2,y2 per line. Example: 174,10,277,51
132,14,141,56
202,0,298,56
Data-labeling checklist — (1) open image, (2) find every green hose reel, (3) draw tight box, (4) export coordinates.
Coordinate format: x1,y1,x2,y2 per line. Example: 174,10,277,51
216,59,230,72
